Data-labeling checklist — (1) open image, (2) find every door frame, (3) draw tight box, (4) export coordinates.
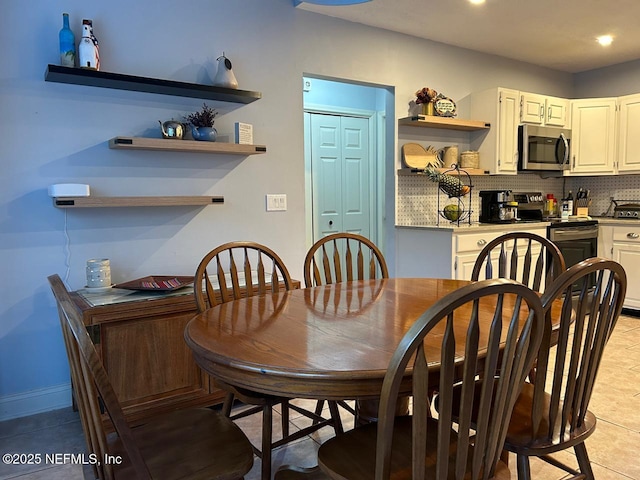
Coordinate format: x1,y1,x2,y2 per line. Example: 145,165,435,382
303,103,385,251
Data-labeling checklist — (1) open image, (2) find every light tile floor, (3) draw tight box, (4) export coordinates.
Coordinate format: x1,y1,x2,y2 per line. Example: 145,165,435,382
1,315,638,480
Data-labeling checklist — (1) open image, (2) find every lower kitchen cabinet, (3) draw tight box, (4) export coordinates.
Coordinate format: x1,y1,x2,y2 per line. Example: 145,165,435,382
396,225,548,280
599,223,640,309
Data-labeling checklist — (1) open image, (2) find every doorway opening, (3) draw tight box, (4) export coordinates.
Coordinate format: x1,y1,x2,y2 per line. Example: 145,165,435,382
303,76,394,257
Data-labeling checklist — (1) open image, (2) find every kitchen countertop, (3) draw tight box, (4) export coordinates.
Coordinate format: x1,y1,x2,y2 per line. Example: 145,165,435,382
396,221,551,232
592,216,640,226
396,216,640,232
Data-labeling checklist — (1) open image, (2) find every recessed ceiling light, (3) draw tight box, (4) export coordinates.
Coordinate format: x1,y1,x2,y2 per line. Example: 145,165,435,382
597,35,613,46
468,0,486,4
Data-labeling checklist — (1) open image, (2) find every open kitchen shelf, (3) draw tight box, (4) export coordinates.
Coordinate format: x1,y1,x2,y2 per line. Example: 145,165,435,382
53,196,224,208
45,64,261,104
109,137,267,154
398,116,490,131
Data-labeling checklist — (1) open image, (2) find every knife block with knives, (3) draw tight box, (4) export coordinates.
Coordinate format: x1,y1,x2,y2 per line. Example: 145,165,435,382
575,188,591,217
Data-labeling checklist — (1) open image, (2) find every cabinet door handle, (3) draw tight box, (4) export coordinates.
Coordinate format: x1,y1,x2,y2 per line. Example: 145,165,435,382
627,233,639,239
477,239,487,246
548,106,552,121
540,105,544,120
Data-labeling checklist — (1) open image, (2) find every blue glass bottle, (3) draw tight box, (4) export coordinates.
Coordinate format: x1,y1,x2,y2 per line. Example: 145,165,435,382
59,13,76,67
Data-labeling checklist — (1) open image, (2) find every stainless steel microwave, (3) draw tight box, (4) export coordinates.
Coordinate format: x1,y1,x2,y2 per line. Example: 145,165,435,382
518,124,571,171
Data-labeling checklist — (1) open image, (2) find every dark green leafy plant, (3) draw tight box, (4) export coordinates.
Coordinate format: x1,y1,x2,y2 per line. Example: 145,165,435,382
184,103,218,127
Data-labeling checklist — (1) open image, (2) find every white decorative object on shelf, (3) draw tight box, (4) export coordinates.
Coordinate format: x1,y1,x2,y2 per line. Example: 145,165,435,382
235,122,253,144
213,53,238,89
78,19,99,70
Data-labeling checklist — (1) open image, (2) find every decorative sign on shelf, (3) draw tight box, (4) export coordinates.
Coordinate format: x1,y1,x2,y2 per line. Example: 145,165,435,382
434,95,457,117
235,122,253,144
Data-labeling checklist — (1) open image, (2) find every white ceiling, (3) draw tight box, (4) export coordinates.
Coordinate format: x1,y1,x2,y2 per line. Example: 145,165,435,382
295,0,640,73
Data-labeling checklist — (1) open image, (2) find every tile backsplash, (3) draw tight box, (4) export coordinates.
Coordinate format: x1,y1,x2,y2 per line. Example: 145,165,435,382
396,172,640,225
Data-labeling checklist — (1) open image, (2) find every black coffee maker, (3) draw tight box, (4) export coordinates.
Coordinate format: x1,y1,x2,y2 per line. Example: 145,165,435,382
479,190,518,223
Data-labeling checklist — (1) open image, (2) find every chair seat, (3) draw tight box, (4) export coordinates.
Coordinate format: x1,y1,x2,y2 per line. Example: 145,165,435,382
317,416,511,480
505,383,597,455
110,408,254,480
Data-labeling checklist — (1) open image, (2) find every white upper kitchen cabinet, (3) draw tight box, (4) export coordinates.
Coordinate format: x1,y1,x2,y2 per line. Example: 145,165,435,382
617,93,640,173
470,87,519,175
520,92,570,127
569,98,617,175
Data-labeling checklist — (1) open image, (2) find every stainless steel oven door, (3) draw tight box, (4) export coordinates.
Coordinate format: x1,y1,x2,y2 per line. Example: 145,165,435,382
548,224,598,293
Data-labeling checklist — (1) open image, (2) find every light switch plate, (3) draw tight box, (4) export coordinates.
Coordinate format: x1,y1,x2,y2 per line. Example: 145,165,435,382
266,194,287,211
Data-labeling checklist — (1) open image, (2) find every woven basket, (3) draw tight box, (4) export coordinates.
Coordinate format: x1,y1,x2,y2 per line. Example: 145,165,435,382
460,151,479,169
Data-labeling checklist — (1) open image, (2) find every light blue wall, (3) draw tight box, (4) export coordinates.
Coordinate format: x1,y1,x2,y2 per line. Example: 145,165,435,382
1,0,577,419
303,76,381,110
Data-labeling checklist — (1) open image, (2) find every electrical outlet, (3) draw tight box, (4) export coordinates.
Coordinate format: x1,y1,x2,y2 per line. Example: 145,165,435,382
266,194,287,212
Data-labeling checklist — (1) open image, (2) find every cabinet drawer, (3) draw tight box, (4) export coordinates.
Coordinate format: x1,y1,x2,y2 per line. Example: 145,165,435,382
456,232,502,253
613,226,640,242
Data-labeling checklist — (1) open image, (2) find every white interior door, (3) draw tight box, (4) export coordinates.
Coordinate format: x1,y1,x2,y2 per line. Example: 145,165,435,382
310,113,371,241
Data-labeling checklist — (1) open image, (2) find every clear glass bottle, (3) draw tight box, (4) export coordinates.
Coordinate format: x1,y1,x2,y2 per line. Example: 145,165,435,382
59,13,76,67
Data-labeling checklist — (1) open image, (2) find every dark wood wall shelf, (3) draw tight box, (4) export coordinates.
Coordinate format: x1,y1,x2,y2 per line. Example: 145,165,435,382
53,196,224,208
45,64,262,104
109,137,266,154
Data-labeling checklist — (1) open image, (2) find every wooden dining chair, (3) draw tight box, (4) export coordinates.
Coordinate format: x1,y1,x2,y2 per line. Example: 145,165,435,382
276,278,545,480
471,231,566,293
303,232,389,287
48,274,254,480
303,232,389,426
503,257,627,480
194,241,340,480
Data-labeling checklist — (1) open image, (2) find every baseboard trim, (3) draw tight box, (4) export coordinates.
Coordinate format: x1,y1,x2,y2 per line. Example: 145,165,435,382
0,383,72,421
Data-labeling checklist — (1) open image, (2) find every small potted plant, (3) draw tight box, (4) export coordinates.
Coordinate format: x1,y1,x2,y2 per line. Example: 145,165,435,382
415,87,438,115
184,103,218,141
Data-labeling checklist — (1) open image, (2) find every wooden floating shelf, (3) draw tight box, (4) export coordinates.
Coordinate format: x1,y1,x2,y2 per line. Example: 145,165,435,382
398,168,489,176
53,196,224,208
109,137,267,155
398,116,490,131
45,64,261,104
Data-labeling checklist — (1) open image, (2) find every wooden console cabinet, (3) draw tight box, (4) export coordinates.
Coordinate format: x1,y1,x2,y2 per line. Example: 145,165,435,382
71,279,300,427
71,289,223,426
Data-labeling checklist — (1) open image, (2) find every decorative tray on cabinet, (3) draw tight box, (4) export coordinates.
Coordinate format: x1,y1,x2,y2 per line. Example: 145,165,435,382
113,275,195,292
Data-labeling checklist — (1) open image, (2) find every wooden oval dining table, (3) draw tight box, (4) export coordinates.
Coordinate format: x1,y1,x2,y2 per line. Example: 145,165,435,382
184,277,544,403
